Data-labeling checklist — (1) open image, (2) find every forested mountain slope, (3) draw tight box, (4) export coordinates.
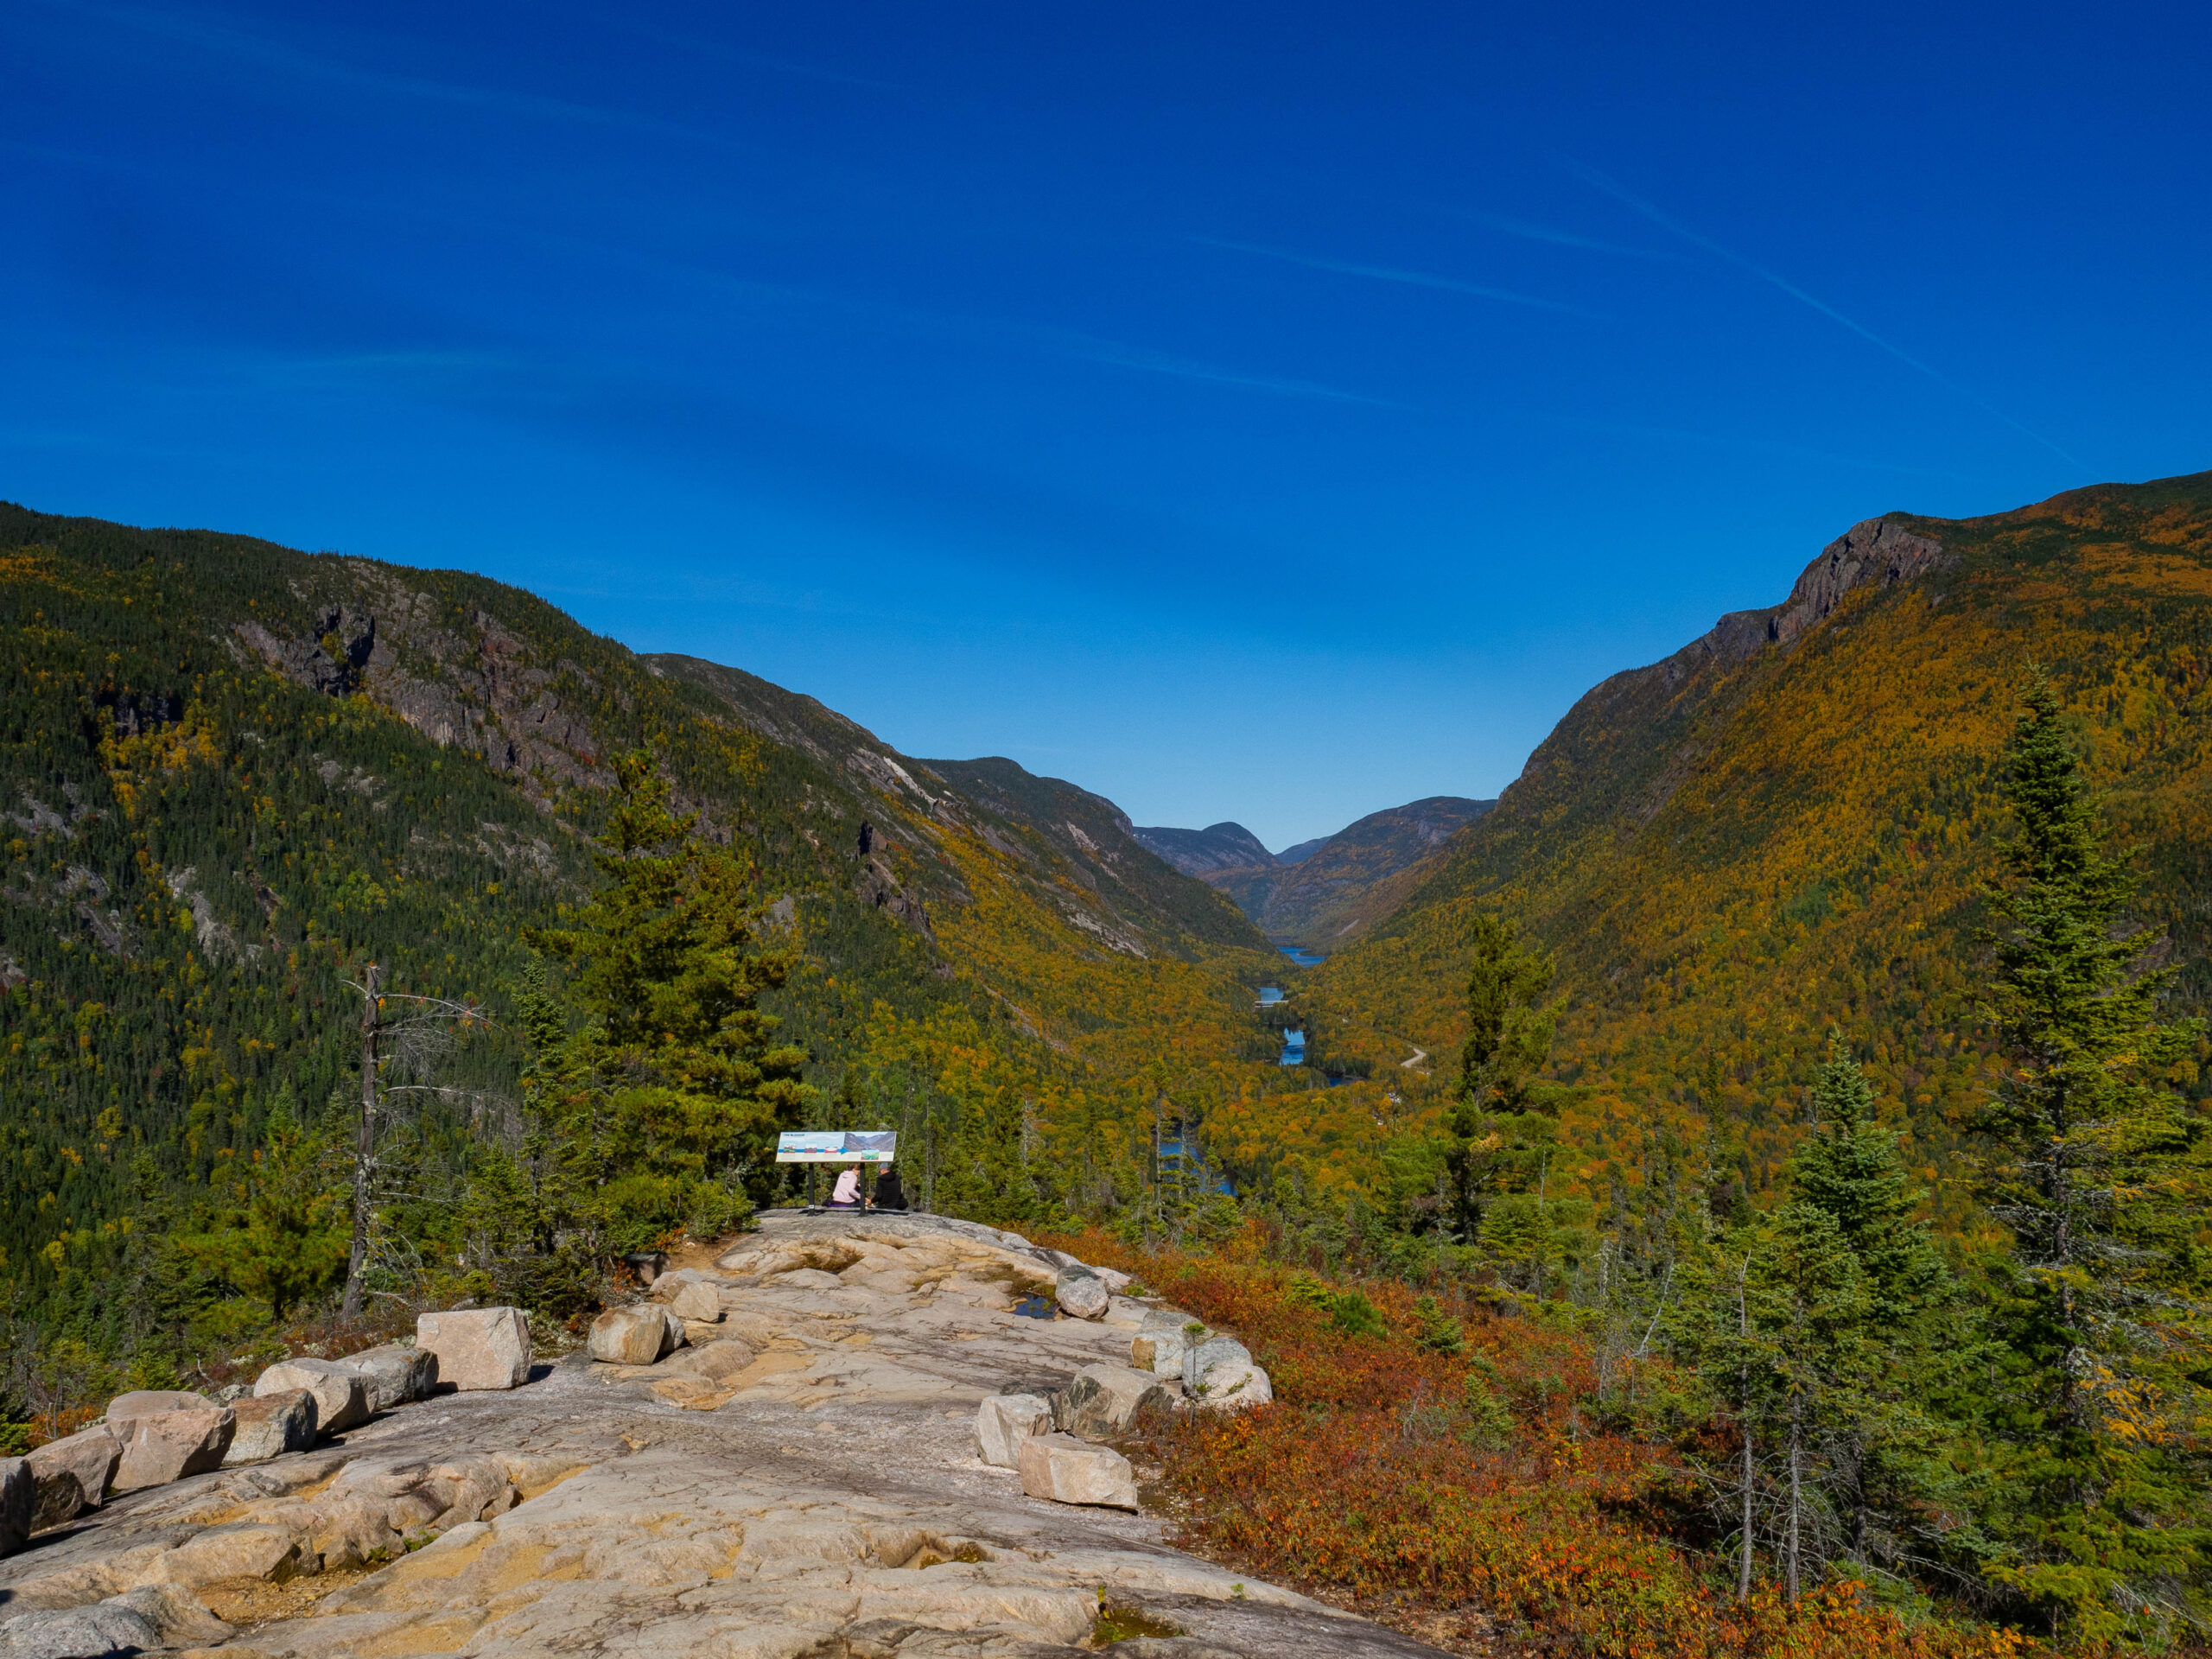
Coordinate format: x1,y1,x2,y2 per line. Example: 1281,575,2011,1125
1303,473,2212,1221
1136,798,1491,950
0,503,1281,1334
1255,795,1491,949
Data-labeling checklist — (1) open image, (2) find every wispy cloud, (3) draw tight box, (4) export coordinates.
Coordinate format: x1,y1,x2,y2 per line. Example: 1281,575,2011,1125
1062,334,1410,408
556,5,907,94
31,0,719,146
1432,207,1681,262
1566,162,2078,464
1192,237,1591,315
1549,414,1980,481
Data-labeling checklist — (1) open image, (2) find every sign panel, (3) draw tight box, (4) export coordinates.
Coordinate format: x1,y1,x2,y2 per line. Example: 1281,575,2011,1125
773,1131,898,1164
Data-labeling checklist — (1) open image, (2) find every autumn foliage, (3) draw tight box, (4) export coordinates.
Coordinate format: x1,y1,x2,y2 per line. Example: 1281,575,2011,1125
1046,1228,2037,1659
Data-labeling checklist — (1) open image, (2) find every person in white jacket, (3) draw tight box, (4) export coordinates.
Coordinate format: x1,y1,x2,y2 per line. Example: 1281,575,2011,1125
829,1166,862,1209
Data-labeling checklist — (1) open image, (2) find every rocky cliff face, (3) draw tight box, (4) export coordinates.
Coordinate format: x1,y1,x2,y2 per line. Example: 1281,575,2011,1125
1128,822,1279,878
1661,517,1950,687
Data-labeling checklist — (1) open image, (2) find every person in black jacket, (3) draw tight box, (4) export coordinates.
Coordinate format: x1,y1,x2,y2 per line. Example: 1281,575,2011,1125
872,1167,909,1211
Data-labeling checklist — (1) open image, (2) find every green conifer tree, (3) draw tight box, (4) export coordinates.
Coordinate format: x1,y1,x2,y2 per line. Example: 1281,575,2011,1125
518,752,817,1258
1968,669,2211,1638
1445,914,1561,1241
1786,1040,1966,1586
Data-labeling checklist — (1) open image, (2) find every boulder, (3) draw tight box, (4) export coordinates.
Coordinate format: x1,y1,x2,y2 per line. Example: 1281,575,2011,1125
1130,1310,1202,1378
105,1389,217,1422
1016,1434,1138,1510
155,1520,308,1587
1103,1295,1151,1330
1054,1268,1109,1321
223,1389,318,1465
256,1359,371,1435
110,1405,235,1494
416,1306,531,1391
0,1457,29,1556
588,1304,683,1365
1058,1363,1171,1440
1181,1335,1252,1390
1192,1360,1273,1412
333,1344,437,1413
0,1599,161,1656
975,1393,1053,1467
668,1280,722,1323
26,1424,121,1516
27,1467,84,1535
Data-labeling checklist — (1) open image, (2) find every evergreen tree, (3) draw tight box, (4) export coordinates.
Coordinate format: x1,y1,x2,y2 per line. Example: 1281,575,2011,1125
1444,914,1561,1242
1787,1040,1967,1587
1967,668,2211,1638
169,1094,349,1319
511,752,817,1262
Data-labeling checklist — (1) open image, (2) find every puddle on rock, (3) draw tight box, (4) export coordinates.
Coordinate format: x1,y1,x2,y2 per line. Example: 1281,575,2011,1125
1012,1294,1057,1319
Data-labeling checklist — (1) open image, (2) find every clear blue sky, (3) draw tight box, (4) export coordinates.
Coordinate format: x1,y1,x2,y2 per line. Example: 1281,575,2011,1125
6,2,2208,849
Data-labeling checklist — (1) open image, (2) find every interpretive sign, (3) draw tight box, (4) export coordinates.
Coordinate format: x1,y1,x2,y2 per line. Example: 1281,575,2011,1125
774,1130,898,1164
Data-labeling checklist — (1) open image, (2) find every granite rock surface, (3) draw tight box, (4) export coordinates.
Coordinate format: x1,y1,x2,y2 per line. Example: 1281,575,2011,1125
0,1212,1447,1659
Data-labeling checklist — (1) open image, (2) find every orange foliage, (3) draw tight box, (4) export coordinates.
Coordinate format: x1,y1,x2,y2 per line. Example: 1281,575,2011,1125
1045,1228,2037,1659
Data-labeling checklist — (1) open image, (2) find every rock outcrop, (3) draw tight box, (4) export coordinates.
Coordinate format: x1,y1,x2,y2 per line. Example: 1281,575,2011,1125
0,1213,1446,1659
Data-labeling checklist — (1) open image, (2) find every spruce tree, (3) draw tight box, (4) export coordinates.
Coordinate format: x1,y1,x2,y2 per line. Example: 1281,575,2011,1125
518,752,817,1256
1445,914,1560,1241
1787,1040,1963,1585
1968,669,2210,1637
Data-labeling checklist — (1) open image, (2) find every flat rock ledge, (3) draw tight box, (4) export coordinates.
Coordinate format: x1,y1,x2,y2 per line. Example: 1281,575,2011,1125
0,1211,1440,1659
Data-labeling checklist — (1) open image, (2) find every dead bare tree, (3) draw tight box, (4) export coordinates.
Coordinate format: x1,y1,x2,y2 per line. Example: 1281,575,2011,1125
337,963,494,1322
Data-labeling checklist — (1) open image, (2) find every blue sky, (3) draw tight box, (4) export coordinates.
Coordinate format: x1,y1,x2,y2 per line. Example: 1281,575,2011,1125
5,1,2209,849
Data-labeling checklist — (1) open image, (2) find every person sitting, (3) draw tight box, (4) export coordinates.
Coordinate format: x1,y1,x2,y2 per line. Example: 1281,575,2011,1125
827,1166,862,1209
872,1167,908,1211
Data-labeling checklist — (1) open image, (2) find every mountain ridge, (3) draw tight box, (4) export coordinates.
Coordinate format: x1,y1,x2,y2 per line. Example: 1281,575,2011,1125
1303,469,2212,1219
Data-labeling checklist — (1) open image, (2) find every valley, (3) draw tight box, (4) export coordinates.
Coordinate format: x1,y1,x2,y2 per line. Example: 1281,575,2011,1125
6,468,2212,1650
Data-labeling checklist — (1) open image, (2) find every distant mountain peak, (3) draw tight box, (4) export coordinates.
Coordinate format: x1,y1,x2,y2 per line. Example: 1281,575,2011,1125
1130,821,1276,876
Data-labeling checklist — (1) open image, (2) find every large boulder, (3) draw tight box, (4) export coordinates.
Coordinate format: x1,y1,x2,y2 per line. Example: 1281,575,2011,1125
256,1359,371,1435
105,1389,217,1421
975,1393,1053,1467
27,1468,85,1536
333,1344,437,1413
1130,1309,1202,1378
416,1306,531,1391
1181,1335,1252,1390
110,1405,234,1494
0,1457,30,1556
223,1389,319,1465
1016,1434,1138,1510
1054,1267,1109,1321
1058,1363,1172,1440
1192,1360,1273,1412
588,1304,683,1365
667,1281,722,1324
26,1424,121,1519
